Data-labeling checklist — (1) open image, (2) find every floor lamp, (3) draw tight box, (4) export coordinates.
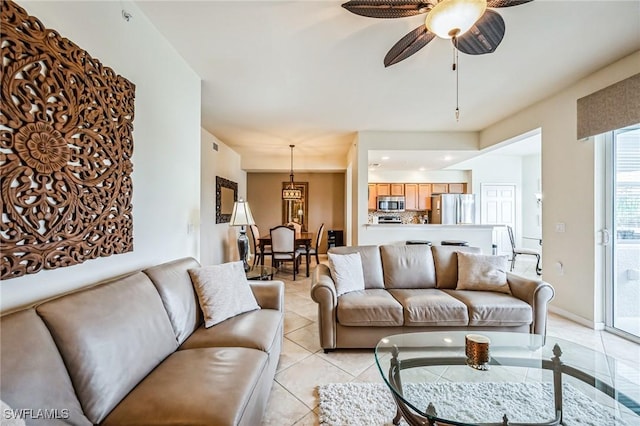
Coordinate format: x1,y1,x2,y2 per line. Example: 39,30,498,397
229,199,255,272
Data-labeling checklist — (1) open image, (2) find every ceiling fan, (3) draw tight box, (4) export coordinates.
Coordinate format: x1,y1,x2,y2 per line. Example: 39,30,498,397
342,0,533,67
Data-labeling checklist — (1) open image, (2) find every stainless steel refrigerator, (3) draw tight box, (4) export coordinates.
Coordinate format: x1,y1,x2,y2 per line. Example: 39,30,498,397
430,194,476,224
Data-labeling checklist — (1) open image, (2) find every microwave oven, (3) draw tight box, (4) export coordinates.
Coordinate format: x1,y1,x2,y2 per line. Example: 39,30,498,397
377,196,405,212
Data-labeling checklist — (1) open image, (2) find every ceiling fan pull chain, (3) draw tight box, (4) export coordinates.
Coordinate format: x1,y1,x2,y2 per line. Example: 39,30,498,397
453,37,460,121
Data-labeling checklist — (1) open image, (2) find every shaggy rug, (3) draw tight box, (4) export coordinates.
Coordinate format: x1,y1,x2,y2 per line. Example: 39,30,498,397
317,382,632,426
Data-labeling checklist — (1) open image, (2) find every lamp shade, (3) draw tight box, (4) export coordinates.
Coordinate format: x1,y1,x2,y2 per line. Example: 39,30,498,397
229,199,255,226
425,0,487,39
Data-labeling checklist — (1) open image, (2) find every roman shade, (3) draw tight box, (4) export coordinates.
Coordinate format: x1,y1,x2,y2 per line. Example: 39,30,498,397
577,73,640,139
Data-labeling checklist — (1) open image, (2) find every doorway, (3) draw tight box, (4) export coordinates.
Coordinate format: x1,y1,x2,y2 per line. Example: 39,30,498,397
481,184,516,256
605,125,640,341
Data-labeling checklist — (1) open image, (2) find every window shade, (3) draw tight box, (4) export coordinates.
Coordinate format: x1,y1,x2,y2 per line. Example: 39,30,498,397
577,73,640,140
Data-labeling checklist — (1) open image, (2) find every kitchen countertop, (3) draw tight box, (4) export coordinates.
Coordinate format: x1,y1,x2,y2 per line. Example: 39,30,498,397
365,223,500,229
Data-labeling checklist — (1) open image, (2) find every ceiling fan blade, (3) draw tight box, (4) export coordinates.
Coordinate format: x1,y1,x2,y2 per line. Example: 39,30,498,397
342,1,431,19
384,25,435,67
455,10,505,55
487,0,533,8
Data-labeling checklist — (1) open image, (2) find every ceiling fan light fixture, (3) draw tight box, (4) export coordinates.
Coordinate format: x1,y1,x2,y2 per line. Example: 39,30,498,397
425,0,487,39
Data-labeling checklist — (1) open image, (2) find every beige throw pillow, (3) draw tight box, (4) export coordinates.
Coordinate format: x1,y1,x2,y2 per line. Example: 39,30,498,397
188,261,260,328
456,252,511,294
328,252,366,296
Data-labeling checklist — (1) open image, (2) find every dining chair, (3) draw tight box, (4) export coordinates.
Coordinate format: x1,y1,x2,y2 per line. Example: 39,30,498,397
286,221,302,238
507,226,541,275
270,225,301,280
250,224,271,266
298,223,324,266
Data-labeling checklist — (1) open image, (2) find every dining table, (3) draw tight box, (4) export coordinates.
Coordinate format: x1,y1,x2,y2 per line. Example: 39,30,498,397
258,231,314,277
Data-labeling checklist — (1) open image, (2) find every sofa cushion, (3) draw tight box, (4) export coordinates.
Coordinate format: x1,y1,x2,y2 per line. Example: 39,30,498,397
328,252,366,296
179,309,283,353
0,309,92,426
188,261,260,328
337,289,404,326
328,245,385,289
36,272,178,424
456,252,511,294
380,245,436,289
143,257,202,345
432,245,482,289
102,347,269,426
444,290,533,326
388,289,469,326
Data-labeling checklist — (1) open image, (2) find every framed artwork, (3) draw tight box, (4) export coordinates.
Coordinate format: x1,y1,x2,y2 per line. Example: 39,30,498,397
216,176,237,224
282,182,308,231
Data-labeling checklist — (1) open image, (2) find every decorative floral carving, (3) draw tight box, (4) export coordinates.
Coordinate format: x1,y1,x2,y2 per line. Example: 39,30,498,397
0,0,135,280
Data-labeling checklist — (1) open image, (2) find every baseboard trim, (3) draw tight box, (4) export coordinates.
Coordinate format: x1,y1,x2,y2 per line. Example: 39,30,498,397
549,306,605,330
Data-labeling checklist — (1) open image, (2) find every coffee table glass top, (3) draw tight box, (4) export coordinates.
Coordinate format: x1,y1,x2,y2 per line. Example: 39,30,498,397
245,265,277,280
375,331,639,425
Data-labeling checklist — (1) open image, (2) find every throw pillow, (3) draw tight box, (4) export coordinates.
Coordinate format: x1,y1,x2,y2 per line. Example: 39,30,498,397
188,261,260,328
456,251,511,294
328,252,366,297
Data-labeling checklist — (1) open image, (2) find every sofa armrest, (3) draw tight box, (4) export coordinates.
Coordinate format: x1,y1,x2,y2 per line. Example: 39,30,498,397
310,264,337,350
249,280,285,312
507,273,555,337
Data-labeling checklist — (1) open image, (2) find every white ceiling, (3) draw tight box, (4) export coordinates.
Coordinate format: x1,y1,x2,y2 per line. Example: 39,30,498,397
136,0,640,169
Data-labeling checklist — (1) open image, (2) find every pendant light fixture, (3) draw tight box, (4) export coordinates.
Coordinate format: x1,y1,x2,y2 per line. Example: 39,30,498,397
282,145,302,200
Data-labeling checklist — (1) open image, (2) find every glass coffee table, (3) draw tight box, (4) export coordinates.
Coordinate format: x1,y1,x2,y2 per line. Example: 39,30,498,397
375,331,639,426
245,265,277,280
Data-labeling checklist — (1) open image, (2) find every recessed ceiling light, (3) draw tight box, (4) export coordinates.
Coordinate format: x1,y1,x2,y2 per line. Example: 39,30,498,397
381,156,390,160
419,167,426,171
444,155,452,161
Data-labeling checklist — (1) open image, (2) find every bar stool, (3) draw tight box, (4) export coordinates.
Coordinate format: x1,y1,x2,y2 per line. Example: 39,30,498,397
406,240,432,246
441,240,469,246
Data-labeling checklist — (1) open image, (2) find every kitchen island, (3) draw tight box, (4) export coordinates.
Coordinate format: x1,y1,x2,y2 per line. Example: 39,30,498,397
360,224,500,253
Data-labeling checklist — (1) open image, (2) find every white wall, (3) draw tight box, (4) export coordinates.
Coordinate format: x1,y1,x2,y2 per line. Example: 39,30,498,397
480,51,640,327
200,129,246,266
1,1,201,312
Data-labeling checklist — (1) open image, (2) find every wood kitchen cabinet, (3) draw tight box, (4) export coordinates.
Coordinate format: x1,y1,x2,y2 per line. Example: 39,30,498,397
404,184,418,210
448,183,466,194
431,183,449,194
390,183,404,196
368,184,377,210
376,183,390,196
418,183,432,210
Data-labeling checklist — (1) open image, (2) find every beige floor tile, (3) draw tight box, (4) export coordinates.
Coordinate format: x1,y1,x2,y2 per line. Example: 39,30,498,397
353,362,387,383
277,337,313,373
261,381,311,426
286,323,322,353
293,408,320,426
600,331,640,366
275,354,354,409
284,311,313,334
289,300,318,322
316,348,377,377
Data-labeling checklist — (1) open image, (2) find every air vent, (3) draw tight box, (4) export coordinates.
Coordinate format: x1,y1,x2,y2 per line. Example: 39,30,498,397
212,142,219,151
369,163,380,167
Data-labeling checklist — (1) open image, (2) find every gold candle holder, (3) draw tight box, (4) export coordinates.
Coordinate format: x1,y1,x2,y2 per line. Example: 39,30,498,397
465,334,490,371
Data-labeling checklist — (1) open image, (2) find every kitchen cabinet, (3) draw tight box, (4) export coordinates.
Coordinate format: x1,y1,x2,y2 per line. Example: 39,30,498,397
404,183,418,210
418,183,432,210
448,183,466,194
376,183,390,196
390,183,404,196
431,183,448,194
368,184,377,210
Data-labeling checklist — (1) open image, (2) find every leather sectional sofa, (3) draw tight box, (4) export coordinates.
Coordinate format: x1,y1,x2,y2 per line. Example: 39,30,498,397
1,257,284,425
311,245,554,351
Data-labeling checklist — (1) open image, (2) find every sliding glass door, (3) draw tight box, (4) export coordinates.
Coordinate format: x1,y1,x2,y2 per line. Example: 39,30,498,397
605,125,640,341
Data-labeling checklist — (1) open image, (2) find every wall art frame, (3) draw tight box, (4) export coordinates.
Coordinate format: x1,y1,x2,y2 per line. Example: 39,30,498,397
0,0,136,280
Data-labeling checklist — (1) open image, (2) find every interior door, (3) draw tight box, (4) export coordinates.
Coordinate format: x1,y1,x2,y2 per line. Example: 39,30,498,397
481,184,516,255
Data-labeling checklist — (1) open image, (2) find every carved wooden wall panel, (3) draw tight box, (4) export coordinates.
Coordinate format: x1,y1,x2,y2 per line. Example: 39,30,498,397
0,0,135,280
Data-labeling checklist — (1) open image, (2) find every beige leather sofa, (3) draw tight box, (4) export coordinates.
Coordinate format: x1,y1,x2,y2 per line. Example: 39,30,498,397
311,245,554,351
1,257,284,425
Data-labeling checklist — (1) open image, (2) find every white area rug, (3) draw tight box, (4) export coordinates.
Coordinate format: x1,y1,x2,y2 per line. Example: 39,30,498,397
317,382,631,426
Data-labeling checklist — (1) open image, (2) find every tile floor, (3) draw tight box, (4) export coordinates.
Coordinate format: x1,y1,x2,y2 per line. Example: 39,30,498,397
260,255,640,426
